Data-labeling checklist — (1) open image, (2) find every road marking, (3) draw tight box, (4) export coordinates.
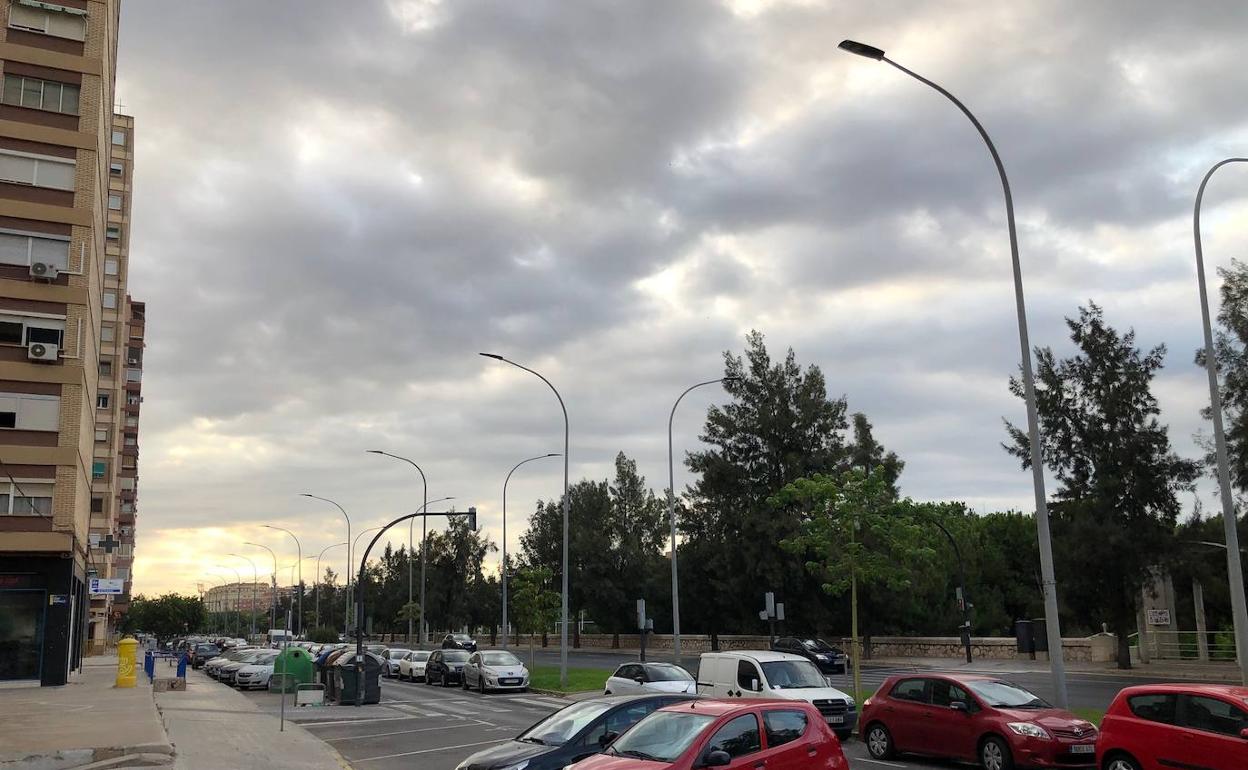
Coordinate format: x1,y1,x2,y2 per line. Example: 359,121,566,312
302,715,427,727
325,720,486,742
507,696,566,708
355,738,509,762
857,760,907,768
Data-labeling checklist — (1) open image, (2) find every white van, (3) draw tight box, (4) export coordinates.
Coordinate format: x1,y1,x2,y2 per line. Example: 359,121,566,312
696,650,858,738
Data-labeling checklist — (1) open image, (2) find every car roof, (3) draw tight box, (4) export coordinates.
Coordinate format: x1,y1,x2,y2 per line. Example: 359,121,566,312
1118,683,1248,697
706,650,807,663
883,672,998,683
657,698,804,717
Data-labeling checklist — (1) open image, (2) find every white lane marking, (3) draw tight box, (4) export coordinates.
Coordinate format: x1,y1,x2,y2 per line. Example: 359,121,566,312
506,696,566,708
326,720,486,742
856,759,907,768
355,738,509,762
301,715,426,727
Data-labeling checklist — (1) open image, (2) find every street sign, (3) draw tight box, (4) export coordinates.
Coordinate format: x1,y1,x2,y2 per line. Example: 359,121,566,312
1146,609,1171,626
90,578,125,595
776,603,785,621
764,592,775,616
636,599,646,630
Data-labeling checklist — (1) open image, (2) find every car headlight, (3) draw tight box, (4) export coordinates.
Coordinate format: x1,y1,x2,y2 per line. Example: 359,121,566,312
845,696,855,708
498,761,528,770
1006,722,1051,740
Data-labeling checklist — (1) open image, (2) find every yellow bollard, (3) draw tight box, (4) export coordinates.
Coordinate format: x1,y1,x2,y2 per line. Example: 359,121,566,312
115,636,137,688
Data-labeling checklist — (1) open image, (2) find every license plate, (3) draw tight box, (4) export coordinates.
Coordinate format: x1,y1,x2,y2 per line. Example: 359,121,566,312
825,715,844,724
1070,745,1095,754
501,678,520,685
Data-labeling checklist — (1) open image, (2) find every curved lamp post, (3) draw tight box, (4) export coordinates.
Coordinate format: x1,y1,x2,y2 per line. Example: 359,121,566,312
366,450,428,644
502,453,560,647
668,376,739,661
244,541,279,634
1193,157,1248,683
264,525,303,637
480,352,571,687
301,494,352,639
838,39,1068,707
227,553,259,639
314,542,346,630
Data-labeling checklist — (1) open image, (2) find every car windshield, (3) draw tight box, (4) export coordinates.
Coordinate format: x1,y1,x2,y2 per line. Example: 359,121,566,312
409,652,430,661
761,660,828,689
518,701,614,747
388,650,411,659
442,650,469,662
608,711,716,763
967,680,1051,709
196,645,218,653
453,634,472,641
482,652,522,667
644,664,693,682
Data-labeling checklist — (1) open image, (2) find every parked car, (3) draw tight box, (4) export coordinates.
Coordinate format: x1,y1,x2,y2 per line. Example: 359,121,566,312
398,650,431,682
191,643,221,669
860,673,1098,769
462,650,529,693
221,650,278,686
425,648,470,686
1098,683,1248,770
442,633,478,652
234,658,277,690
696,651,858,739
454,693,696,770
772,636,849,675
574,699,848,770
381,648,411,678
604,662,696,696
204,648,253,679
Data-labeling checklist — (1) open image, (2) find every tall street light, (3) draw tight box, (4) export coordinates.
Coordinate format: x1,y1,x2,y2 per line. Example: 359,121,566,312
264,525,304,637
366,451,427,645
668,376,739,661
314,542,346,630
227,553,260,639
502,453,561,648
245,541,279,633
480,352,571,687
1193,157,1248,683
301,494,352,639
838,39,1068,707
215,565,243,637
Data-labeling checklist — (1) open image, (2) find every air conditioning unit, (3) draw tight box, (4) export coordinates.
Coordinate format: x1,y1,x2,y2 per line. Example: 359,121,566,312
30,262,58,280
28,342,59,362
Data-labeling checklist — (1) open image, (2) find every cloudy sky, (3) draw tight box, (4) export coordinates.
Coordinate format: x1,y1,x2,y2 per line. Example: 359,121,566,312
118,0,1248,597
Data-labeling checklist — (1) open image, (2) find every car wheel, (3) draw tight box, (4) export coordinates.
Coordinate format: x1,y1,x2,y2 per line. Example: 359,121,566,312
980,736,1014,770
865,724,893,759
461,675,469,690
479,676,486,695
1104,754,1141,770
442,673,451,688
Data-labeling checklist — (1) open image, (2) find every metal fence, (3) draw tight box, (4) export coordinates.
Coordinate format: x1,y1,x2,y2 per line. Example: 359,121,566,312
1131,630,1237,662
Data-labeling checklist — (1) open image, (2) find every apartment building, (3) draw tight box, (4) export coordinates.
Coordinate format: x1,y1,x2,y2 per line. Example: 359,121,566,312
0,0,124,686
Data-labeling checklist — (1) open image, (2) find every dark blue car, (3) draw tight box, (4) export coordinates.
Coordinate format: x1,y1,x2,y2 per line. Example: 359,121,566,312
456,693,696,770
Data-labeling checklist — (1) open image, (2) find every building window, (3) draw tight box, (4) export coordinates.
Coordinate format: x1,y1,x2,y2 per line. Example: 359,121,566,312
25,325,62,347
94,428,107,442
91,460,106,479
100,324,114,342
104,259,118,276
105,225,120,241
126,394,139,406
0,151,75,190
102,292,116,309
0,314,65,348
123,435,136,447
0,321,21,344
107,194,122,211
111,130,126,146
96,391,110,409
127,347,141,365
121,457,135,469
109,162,123,176
124,416,137,428
114,567,129,580
0,480,53,515
0,393,58,432
0,230,71,270
1,75,80,115
125,368,140,383
8,3,87,42
98,359,111,377
90,496,104,513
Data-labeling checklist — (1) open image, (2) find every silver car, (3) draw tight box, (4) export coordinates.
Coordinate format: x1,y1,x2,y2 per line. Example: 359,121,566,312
603,662,696,695
462,650,529,693
398,650,430,682
381,648,411,678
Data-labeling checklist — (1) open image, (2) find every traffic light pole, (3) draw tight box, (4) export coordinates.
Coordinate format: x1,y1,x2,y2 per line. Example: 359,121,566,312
353,507,476,707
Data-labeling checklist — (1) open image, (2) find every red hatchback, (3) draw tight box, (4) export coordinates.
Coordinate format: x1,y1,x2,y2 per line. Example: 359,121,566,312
1098,683,1248,770
573,699,847,770
859,674,1097,769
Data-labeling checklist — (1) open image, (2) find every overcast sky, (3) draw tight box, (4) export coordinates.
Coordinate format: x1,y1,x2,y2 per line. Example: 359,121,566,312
118,0,1248,597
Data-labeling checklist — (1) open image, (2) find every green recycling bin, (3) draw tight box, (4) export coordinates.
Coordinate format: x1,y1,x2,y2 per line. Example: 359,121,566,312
270,647,315,693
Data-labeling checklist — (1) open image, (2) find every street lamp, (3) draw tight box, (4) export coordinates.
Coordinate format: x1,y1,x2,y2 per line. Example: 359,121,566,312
245,541,279,634
301,494,352,640
227,553,259,639
667,376,739,660
314,542,346,630
838,39,1069,708
264,525,304,638
366,450,426,645
502,453,560,648
480,352,571,687
1193,157,1248,683
215,565,243,637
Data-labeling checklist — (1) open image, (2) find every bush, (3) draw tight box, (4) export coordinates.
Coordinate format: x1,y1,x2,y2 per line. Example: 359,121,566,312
308,626,339,643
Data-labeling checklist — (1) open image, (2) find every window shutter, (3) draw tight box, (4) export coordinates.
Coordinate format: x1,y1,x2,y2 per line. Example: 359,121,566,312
0,153,36,185
17,395,59,431
30,236,69,269
36,158,74,190
0,233,30,265
46,11,84,40
8,5,47,32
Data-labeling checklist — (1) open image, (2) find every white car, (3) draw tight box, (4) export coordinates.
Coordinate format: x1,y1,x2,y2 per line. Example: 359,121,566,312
382,648,412,678
462,650,529,693
398,650,430,682
234,661,274,690
603,662,696,695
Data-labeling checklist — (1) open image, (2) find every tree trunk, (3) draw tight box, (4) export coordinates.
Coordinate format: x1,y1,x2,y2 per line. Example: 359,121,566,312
612,632,619,650
1114,615,1133,670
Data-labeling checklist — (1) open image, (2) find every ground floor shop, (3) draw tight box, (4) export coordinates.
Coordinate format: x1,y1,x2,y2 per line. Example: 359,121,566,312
0,553,88,686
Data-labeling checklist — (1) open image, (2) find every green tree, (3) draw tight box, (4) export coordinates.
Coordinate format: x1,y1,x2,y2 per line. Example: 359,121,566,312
511,566,560,667
1197,258,1248,493
120,593,206,644
424,512,494,633
771,467,936,695
1006,303,1198,667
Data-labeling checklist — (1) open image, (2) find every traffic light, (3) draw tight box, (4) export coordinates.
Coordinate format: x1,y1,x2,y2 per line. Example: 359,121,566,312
465,506,477,531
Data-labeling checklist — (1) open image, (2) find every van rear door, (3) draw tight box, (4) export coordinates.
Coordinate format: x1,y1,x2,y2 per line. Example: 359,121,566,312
696,654,727,696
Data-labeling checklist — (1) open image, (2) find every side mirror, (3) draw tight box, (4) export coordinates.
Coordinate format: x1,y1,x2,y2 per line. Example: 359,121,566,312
751,678,762,692
598,731,619,747
950,701,970,713
703,750,732,767
634,676,646,684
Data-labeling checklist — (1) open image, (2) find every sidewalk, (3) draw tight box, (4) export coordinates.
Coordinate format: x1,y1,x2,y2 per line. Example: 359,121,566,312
155,669,349,770
0,656,172,770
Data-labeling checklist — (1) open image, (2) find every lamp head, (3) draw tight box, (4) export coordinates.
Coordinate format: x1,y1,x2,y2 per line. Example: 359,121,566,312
479,352,504,360
299,493,313,498
838,39,886,60
723,376,743,383
365,450,384,455
546,453,561,457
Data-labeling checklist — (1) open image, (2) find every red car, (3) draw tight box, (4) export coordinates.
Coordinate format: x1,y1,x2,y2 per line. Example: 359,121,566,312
859,673,1097,769
572,699,847,770
1098,683,1248,770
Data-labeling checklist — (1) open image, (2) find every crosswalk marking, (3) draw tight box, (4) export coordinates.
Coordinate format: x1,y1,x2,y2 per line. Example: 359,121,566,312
506,696,567,709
